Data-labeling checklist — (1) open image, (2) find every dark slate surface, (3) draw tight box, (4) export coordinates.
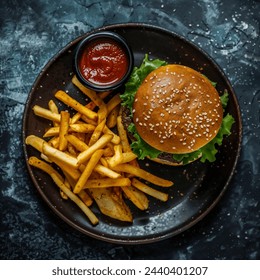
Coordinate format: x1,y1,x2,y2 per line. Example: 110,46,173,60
0,0,259,259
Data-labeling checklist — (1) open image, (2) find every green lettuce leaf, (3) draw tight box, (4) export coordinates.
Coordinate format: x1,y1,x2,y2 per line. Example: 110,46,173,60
220,89,229,109
128,123,161,160
200,113,235,162
120,54,166,113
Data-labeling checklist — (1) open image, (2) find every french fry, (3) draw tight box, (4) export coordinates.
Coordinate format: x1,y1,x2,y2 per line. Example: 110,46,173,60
67,142,78,157
103,125,121,144
48,136,59,148
55,90,97,121
100,157,109,168
116,115,139,176
33,105,61,123
43,127,60,138
86,91,111,110
72,75,107,123
70,112,82,125
48,99,59,113
106,93,122,115
59,111,70,151
71,75,103,107
83,177,131,189
79,115,98,126
106,104,120,128
69,123,96,133
60,178,71,200
77,134,113,164
106,144,123,168
112,164,173,187
28,156,63,182
65,134,89,152
40,152,52,163
42,142,79,168
74,149,104,194
48,100,59,127
88,118,106,146
29,157,98,224
70,91,110,124
97,105,108,124
131,178,169,202
121,185,149,210
25,135,46,153
103,142,114,157
117,115,132,153
94,164,121,179
121,152,137,164
78,190,93,207
78,164,100,180
63,171,93,207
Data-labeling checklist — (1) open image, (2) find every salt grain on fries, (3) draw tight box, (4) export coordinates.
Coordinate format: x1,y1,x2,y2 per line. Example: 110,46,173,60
25,76,174,225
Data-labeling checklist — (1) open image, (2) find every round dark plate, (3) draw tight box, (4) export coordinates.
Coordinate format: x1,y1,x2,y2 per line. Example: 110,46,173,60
22,23,242,244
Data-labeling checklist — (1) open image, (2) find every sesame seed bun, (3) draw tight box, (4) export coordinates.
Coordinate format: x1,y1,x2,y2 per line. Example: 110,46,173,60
132,64,223,155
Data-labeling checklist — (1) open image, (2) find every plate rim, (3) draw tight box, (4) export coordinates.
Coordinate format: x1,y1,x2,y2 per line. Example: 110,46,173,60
22,22,242,244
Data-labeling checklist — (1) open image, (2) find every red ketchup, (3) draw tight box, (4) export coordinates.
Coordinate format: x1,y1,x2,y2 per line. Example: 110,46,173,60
79,39,128,86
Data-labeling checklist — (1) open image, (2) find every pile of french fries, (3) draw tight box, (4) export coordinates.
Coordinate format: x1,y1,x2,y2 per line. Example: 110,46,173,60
25,75,173,225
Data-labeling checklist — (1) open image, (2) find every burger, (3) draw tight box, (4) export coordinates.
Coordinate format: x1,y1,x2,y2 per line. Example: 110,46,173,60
120,55,235,165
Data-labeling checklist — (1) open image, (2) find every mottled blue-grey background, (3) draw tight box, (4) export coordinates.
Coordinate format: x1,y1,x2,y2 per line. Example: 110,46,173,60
0,0,259,259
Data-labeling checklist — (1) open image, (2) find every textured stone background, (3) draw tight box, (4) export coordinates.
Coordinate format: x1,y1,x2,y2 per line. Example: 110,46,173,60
0,0,259,259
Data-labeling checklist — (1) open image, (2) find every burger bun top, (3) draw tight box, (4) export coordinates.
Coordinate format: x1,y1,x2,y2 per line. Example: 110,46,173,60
133,64,223,154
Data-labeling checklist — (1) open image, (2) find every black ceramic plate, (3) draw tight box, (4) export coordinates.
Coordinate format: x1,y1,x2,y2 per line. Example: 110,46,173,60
23,23,242,244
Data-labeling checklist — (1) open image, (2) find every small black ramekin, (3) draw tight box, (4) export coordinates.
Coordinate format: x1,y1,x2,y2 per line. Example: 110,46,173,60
74,31,133,92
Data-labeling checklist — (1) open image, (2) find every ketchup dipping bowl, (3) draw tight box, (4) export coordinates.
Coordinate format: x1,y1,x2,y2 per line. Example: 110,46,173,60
74,31,133,91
